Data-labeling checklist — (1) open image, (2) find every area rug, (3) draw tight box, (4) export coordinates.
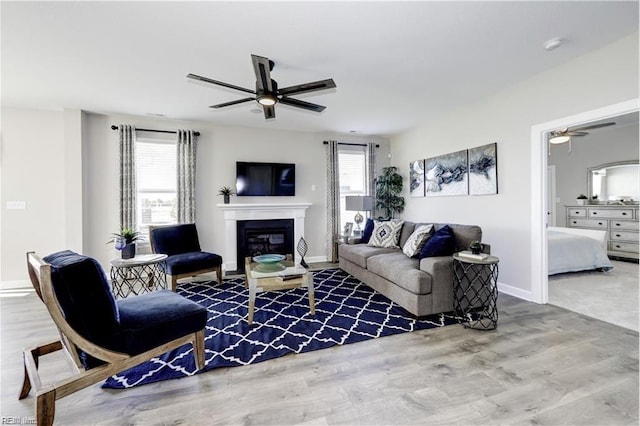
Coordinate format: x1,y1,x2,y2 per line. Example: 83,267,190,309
103,268,461,389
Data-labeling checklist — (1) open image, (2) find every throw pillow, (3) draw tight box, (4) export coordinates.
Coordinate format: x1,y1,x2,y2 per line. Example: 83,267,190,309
419,225,456,258
361,218,376,244
368,220,404,248
402,224,434,257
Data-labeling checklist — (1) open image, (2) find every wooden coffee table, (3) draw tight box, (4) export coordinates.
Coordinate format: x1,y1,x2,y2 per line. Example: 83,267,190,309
244,255,315,325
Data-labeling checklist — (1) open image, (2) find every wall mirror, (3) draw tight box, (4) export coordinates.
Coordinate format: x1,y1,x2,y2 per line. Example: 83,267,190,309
587,160,640,203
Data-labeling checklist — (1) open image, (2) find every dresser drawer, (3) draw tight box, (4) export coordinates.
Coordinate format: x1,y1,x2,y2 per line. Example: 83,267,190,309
567,218,607,229
610,231,639,243
610,241,640,254
611,220,639,231
567,208,587,217
589,208,634,219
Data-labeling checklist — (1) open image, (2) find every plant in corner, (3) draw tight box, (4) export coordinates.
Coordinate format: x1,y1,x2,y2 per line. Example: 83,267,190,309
218,186,235,204
375,166,405,219
108,227,140,259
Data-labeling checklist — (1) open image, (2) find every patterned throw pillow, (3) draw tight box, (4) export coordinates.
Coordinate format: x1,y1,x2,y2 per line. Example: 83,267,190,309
367,220,404,248
402,224,434,257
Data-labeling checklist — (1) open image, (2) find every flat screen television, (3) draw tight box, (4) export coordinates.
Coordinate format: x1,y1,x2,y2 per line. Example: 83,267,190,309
236,162,295,196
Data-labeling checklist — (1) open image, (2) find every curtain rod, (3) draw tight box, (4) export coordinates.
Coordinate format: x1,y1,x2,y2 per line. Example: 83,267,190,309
323,141,380,148
110,125,200,137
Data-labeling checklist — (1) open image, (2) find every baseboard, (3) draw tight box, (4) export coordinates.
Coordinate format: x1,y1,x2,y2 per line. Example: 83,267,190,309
0,279,31,290
305,255,328,264
497,281,534,302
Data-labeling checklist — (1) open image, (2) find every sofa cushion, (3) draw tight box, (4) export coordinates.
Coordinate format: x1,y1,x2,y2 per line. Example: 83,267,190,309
402,224,434,257
165,252,222,275
368,220,404,248
398,221,416,248
367,252,432,295
419,225,456,258
338,244,398,269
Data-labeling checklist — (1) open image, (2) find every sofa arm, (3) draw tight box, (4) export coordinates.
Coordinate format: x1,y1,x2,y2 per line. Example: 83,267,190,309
419,256,455,314
419,256,453,278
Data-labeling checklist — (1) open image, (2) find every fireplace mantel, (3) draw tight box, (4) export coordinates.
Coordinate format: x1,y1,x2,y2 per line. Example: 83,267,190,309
217,203,311,272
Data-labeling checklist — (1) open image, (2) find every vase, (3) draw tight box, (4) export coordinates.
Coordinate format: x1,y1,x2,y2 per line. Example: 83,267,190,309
224,194,230,204
122,243,136,259
297,236,309,268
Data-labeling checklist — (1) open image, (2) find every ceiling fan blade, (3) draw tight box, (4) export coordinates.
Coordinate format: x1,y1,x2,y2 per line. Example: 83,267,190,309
209,98,255,109
251,54,274,93
187,73,255,95
571,122,616,132
263,105,276,119
279,97,326,113
278,79,337,96
566,131,588,136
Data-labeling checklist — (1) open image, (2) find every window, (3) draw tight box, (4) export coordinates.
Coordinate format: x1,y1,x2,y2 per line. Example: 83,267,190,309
136,138,177,240
338,144,369,231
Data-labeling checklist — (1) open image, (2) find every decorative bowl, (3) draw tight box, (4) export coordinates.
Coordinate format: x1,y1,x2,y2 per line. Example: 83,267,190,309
253,254,286,264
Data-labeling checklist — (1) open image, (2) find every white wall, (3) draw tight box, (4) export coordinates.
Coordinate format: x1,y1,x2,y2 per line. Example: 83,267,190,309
549,120,639,226
1,109,389,281
390,33,638,300
1,108,67,281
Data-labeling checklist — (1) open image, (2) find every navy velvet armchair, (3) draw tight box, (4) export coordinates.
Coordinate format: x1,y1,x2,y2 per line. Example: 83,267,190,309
21,250,207,426
149,223,223,291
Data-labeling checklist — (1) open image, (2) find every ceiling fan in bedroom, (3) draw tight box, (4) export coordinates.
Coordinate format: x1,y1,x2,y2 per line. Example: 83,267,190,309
187,54,336,120
548,121,616,152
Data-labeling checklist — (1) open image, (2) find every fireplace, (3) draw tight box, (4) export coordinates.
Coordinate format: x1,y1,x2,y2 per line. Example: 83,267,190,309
237,219,294,272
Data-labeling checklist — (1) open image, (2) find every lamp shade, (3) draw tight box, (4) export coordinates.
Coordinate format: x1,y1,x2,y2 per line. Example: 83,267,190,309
345,196,373,211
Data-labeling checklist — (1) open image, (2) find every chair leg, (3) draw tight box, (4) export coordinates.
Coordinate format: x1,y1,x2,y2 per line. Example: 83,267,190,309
215,266,223,284
18,357,32,399
169,275,178,292
193,329,205,370
36,385,56,426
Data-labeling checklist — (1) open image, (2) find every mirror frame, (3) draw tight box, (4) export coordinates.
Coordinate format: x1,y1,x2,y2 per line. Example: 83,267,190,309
587,159,640,202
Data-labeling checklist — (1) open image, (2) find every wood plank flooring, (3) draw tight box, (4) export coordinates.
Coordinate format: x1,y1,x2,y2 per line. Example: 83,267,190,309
1,281,638,425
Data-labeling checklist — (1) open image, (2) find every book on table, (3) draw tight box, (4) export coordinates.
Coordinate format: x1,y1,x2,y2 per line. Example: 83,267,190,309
457,250,489,260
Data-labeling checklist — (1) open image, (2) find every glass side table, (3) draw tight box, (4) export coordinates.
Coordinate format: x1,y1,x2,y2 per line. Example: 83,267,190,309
110,254,168,299
452,253,500,330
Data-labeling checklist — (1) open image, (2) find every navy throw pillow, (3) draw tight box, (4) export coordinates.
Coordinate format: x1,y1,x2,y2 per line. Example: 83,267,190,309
419,225,456,258
360,218,375,244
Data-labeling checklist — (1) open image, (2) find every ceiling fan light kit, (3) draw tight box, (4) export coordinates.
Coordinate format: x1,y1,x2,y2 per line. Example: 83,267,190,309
188,54,336,120
548,121,616,153
549,135,571,144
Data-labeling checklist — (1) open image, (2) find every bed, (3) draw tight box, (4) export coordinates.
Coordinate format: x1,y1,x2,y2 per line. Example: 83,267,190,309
548,226,613,275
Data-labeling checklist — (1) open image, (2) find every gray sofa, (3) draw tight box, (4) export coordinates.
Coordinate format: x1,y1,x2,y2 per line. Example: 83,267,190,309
338,221,484,317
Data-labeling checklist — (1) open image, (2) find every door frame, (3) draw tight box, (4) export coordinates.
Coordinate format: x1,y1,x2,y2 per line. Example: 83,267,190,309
530,98,639,304
547,165,557,227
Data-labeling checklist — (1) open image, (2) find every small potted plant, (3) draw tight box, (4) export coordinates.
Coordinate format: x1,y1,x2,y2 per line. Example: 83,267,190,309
576,194,588,206
469,240,483,255
590,194,599,205
218,186,235,204
108,227,139,259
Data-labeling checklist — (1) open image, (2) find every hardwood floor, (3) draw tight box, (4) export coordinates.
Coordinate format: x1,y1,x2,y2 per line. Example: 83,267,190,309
1,281,638,425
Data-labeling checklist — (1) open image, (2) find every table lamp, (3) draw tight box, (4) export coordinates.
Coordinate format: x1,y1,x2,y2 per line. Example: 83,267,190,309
345,195,373,235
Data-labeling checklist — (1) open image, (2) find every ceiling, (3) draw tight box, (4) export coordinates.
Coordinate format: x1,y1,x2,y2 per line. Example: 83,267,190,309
1,2,638,137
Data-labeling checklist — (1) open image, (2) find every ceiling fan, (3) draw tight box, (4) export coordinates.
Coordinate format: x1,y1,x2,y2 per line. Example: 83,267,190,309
187,54,336,120
549,122,616,145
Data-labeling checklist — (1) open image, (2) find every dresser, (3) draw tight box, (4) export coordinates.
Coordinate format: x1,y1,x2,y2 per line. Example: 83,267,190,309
566,204,639,260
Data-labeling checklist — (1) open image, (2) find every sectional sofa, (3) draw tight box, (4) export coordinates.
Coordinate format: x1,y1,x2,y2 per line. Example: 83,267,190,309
338,221,484,317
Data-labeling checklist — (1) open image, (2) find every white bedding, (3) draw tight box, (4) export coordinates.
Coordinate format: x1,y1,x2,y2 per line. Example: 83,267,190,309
548,227,613,275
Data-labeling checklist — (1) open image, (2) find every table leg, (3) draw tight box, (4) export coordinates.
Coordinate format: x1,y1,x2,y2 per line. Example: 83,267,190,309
248,282,256,325
306,274,315,315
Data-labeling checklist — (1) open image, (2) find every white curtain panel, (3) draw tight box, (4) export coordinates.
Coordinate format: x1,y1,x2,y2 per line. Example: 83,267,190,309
325,140,340,262
366,142,377,217
177,129,198,223
119,124,137,230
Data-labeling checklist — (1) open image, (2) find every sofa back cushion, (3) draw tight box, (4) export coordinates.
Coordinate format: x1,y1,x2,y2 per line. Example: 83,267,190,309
43,250,120,347
150,223,201,256
398,221,416,248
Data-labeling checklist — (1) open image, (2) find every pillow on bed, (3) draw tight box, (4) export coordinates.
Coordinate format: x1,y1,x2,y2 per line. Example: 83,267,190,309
368,220,404,248
402,224,434,257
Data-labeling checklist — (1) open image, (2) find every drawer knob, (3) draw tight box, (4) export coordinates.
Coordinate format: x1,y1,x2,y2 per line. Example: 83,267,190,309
572,221,577,224
593,212,598,215
615,223,621,226
622,212,627,216
616,234,621,237
616,245,621,248
598,222,603,225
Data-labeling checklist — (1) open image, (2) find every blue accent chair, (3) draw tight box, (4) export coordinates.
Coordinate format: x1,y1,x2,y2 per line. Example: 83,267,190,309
20,250,207,426
149,223,223,291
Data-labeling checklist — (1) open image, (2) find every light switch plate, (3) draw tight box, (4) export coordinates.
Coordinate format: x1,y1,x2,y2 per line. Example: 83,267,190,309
6,201,26,210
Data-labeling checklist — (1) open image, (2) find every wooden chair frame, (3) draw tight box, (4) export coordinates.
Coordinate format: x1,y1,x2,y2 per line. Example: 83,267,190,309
20,252,206,426
149,225,223,291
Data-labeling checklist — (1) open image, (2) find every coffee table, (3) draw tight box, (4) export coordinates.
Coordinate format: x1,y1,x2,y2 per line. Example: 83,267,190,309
244,255,315,325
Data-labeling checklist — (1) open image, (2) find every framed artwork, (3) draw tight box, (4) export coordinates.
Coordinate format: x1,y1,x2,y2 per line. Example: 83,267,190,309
343,222,353,236
409,159,425,197
469,143,498,195
424,150,469,196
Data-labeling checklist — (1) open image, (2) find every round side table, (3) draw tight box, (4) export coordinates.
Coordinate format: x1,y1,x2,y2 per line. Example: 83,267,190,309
110,254,168,299
452,253,500,330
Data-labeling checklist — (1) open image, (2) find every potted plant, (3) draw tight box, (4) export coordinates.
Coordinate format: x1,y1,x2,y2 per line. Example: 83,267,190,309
576,194,588,206
375,166,405,219
590,194,599,205
218,186,235,204
469,240,483,255
108,227,139,259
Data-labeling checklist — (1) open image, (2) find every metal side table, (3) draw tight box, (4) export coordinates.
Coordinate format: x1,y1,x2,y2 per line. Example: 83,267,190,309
452,253,500,330
110,254,168,299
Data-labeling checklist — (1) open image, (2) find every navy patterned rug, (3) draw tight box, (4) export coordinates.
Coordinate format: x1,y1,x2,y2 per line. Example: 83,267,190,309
103,268,460,389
